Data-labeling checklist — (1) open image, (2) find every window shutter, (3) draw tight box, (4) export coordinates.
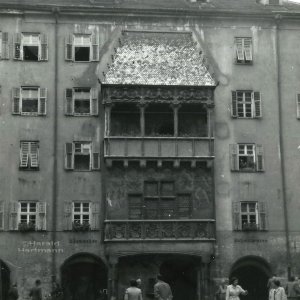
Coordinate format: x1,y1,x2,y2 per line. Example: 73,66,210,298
296,94,300,119
20,142,30,168
232,202,241,230
0,201,4,230
92,142,100,170
2,32,10,59
235,38,244,61
40,34,48,61
30,142,39,168
90,88,99,116
258,202,268,230
253,92,262,118
9,202,18,231
65,35,73,61
244,38,253,61
38,88,47,115
13,33,22,60
65,89,74,115
65,143,74,170
91,202,100,230
230,144,239,171
256,144,264,171
37,202,47,231
12,87,21,114
91,33,100,61
231,91,237,118
64,202,73,230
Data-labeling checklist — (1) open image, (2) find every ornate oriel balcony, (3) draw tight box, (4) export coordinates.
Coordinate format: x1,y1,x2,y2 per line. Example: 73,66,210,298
104,219,215,241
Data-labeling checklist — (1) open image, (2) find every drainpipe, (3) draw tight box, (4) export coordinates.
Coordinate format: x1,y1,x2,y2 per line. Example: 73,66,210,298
274,15,291,279
51,7,59,284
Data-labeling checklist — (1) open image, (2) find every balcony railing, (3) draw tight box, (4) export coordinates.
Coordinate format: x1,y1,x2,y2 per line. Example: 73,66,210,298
104,219,215,241
104,137,214,159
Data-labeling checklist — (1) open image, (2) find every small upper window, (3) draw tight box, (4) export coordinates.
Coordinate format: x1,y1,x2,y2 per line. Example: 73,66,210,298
12,87,47,116
235,37,253,64
65,33,99,62
14,33,48,61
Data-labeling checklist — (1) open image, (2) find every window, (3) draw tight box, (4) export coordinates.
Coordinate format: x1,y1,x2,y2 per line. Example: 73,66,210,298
19,141,39,170
128,181,192,220
63,202,100,230
0,32,9,60
65,33,99,62
9,201,46,231
231,91,261,118
235,37,252,64
65,141,100,171
65,88,98,116
233,202,267,231
13,33,48,61
12,87,47,116
230,144,264,172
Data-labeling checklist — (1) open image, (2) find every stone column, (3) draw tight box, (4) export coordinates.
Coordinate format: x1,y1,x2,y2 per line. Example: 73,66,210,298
139,103,147,137
108,256,119,300
172,103,180,137
105,104,113,137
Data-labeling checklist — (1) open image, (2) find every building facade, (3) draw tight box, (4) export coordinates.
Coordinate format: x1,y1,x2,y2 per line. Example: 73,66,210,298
0,0,300,299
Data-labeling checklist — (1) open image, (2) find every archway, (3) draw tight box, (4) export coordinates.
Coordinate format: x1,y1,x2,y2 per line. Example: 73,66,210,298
0,260,10,300
61,253,107,300
230,256,271,300
160,256,198,300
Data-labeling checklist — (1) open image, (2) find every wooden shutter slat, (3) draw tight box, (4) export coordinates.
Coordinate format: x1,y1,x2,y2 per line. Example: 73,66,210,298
244,38,253,61
90,88,99,116
40,34,48,61
253,92,262,118
231,91,237,118
256,144,264,171
13,33,22,60
2,32,10,60
230,144,239,171
38,88,47,116
9,202,19,231
65,143,74,170
259,202,268,230
64,202,73,230
12,87,21,114
65,35,73,61
235,38,244,61
65,89,74,115
233,202,241,230
91,33,99,61
37,202,46,231
20,142,30,168
30,142,39,168
91,202,100,230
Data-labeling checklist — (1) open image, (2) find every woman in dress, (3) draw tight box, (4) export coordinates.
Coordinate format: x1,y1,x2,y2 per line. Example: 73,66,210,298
225,277,248,300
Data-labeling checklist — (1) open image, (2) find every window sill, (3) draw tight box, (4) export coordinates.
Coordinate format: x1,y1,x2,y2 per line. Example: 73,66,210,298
235,61,253,65
19,167,39,171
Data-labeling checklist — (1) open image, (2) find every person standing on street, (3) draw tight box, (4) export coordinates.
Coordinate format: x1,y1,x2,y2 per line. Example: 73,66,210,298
225,277,248,300
216,279,228,300
8,283,19,300
268,274,278,291
124,279,143,300
269,280,287,300
286,276,300,300
29,279,42,300
154,274,173,300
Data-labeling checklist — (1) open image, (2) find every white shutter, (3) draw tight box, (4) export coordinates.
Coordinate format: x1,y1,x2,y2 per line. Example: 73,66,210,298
37,202,47,231
65,143,74,170
91,202,100,230
259,202,268,230
296,94,300,119
38,88,47,115
40,34,48,61
64,202,73,230
1,32,10,60
244,38,253,62
13,33,22,60
231,91,237,118
90,88,99,116
9,202,19,231
230,144,239,171
0,201,4,230
256,144,264,172
65,35,73,61
12,87,21,114
65,89,74,115
253,92,262,118
235,38,244,61
92,142,100,170
20,142,30,168
30,142,39,168
232,202,241,230
91,33,99,61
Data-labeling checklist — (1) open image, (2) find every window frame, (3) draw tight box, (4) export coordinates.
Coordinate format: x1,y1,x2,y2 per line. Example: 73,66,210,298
240,202,258,230
19,141,39,170
235,37,253,65
72,202,91,225
18,201,38,226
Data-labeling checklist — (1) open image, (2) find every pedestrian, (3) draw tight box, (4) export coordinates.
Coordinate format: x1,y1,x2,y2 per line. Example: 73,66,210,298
29,279,42,300
269,279,287,300
286,276,300,300
268,274,278,291
216,279,228,300
124,279,143,300
154,274,173,300
225,277,248,300
136,279,142,289
8,283,19,300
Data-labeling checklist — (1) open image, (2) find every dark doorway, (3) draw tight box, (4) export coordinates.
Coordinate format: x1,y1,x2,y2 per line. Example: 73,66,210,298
0,260,10,300
61,254,107,300
230,257,270,300
160,256,197,300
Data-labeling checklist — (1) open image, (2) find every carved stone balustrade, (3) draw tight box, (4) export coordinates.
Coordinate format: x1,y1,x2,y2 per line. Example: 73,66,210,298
104,219,215,241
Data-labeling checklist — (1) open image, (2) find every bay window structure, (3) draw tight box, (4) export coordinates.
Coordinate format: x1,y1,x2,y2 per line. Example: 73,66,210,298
65,87,98,116
9,201,46,231
19,141,39,170
12,87,47,116
233,201,267,231
65,141,100,171
65,33,99,62
230,143,264,172
235,37,253,64
14,33,48,61
231,91,261,118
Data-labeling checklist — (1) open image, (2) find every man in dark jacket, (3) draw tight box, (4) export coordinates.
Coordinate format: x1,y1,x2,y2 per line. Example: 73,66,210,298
29,279,42,300
154,275,173,300
8,283,19,300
